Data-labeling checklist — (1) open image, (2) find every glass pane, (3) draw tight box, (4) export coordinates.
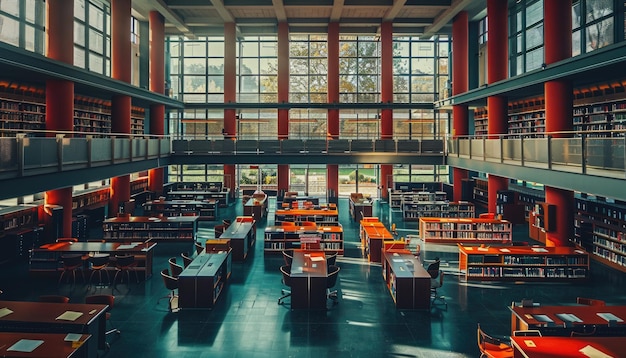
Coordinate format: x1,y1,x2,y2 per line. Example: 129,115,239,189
241,42,258,57
208,41,224,56
526,23,543,50
207,76,224,92
184,76,207,92
184,42,206,57
89,3,104,31
241,58,259,73
586,0,613,22
394,42,409,57
259,42,277,56
0,16,19,46
572,30,581,57
24,25,35,51
526,47,544,71
412,58,434,74
412,42,434,57
89,29,104,54
184,58,205,74
586,17,613,52
259,58,277,74
0,1,19,16
74,22,85,46
572,1,581,29
89,53,103,74
208,58,224,74
74,46,86,68
526,0,544,26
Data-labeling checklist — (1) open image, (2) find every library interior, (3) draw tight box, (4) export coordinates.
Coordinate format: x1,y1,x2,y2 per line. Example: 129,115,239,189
1,0,626,357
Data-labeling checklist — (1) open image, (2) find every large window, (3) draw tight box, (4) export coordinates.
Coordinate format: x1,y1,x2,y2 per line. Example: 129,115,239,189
74,0,110,75
572,0,615,56
239,37,278,103
339,36,379,103
290,35,328,103
0,0,45,53
509,0,544,76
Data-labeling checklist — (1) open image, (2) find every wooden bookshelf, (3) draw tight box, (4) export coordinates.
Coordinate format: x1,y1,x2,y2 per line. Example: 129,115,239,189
274,206,339,226
573,197,626,273
496,190,526,225
142,199,218,221
131,106,145,135
73,96,111,136
0,84,46,136
360,217,394,263
472,177,488,207
165,189,230,208
507,98,545,137
403,200,474,221
349,193,373,222
529,202,556,244
419,217,512,244
264,223,344,255
0,205,40,262
474,107,488,136
72,188,110,213
102,216,198,243
458,244,589,282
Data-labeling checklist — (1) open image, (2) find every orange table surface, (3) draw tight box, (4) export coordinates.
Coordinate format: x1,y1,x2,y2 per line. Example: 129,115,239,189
511,336,624,358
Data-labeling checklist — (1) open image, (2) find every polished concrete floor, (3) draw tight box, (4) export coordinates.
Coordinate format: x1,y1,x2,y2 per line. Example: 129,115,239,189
3,197,626,357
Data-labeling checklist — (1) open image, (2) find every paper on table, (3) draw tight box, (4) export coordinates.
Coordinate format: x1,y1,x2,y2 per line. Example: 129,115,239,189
310,256,324,262
392,258,404,262
56,311,84,321
0,307,13,318
531,247,548,252
7,339,44,353
499,248,511,253
556,313,583,323
64,333,82,342
532,314,554,323
579,345,614,358
597,313,624,322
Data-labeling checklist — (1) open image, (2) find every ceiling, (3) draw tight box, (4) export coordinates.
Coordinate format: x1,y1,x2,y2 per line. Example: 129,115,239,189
131,0,487,39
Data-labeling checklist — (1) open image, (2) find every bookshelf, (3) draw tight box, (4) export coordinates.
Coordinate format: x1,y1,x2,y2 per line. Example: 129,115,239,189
419,217,512,244
165,189,230,208
178,250,232,309
131,106,145,135
507,98,545,137
0,205,40,262
458,244,589,282
349,193,373,222
573,197,626,272
529,202,556,244
274,206,339,226
472,177,488,207
73,96,111,136
474,107,488,136
142,199,218,221
0,84,46,136
496,190,526,225
264,223,344,255
403,200,474,221
102,216,198,243
360,217,394,263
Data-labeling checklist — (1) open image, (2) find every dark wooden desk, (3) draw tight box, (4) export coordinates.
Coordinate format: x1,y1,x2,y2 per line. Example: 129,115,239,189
381,251,431,309
178,250,232,309
290,250,327,309
0,301,107,357
510,304,626,336
219,217,255,261
511,336,625,358
243,196,267,220
29,241,157,280
0,332,90,358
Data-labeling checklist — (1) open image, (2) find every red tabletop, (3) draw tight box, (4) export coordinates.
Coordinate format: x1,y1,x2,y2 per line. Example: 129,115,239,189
291,250,327,277
511,336,625,358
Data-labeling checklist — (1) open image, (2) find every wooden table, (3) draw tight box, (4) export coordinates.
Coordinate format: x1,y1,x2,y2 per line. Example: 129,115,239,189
360,219,394,263
0,332,90,358
511,336,625,357
178,250,232,309
290,250,327,309
219,217,255,261
0,301,107,357
510,304,626,336
29,241,157,280
381,251,431,309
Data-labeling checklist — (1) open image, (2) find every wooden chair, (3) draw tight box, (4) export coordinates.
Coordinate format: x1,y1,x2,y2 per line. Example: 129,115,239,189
112,255,139,289
38,295,70,303
168,257,184,278
58,254,85,286
85,294,120,349
477,323,514,358
278,265,292,305
181,252,193,268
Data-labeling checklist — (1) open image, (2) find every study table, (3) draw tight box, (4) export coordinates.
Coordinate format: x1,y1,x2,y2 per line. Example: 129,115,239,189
511,336,625,358
29,241,157,280
0,332,90,358
359,218,394,263
381,250,431,309
0,301,108,357
290,250,327,309
510,304,626,336
178,250,232,309
218,217,255,261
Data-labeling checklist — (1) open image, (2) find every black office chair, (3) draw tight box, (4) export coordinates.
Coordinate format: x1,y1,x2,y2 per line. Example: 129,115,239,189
159,268,180,312
430,270,447,309
58,254,85,286
85,294,120,349
181,252,193,268
282,250,293,266
113,255,139,289
88,254,111,288
195,242,205,255
278,265,292,305
326,265,341,303
169,257,184,278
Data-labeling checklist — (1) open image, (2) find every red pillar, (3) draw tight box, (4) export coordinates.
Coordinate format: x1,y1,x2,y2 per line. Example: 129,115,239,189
379,22,393,199
148,11,165,195
544,1,573,246
327,22,340,200
452,11,469,201
45,0,74,239
109,0,132,216
223,22,237,198
486,0,509,213
278,164,290,193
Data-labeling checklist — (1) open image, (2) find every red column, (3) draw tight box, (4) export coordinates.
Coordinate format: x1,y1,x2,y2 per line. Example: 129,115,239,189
45,0,74,239
452,11,469,201
277,22,290,139
109,0,132,216
544,1,573,246
148,11,165,195
327,22,340,201
223,22,237,198
379,22,393,199
278,164,290,193
486,0,509,213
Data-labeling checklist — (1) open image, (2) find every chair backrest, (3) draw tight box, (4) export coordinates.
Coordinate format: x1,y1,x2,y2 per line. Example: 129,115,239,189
431,270,443,289
426,260,440,277
85,294,115,311
169,257,184,278
326,265,340,289
39,295,70,303
326,253,337,267
513,330,542,337
214,225,225,238
61,254,83,268
282,251,293,266
161,268,178,290
90,254,111,267
181,252,193,268
195,242,205,255
280,265,292,287
477,323,513,357
115,255,136,268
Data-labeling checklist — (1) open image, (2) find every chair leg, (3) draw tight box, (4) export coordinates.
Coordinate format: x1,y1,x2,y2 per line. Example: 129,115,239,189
278,289,291,305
